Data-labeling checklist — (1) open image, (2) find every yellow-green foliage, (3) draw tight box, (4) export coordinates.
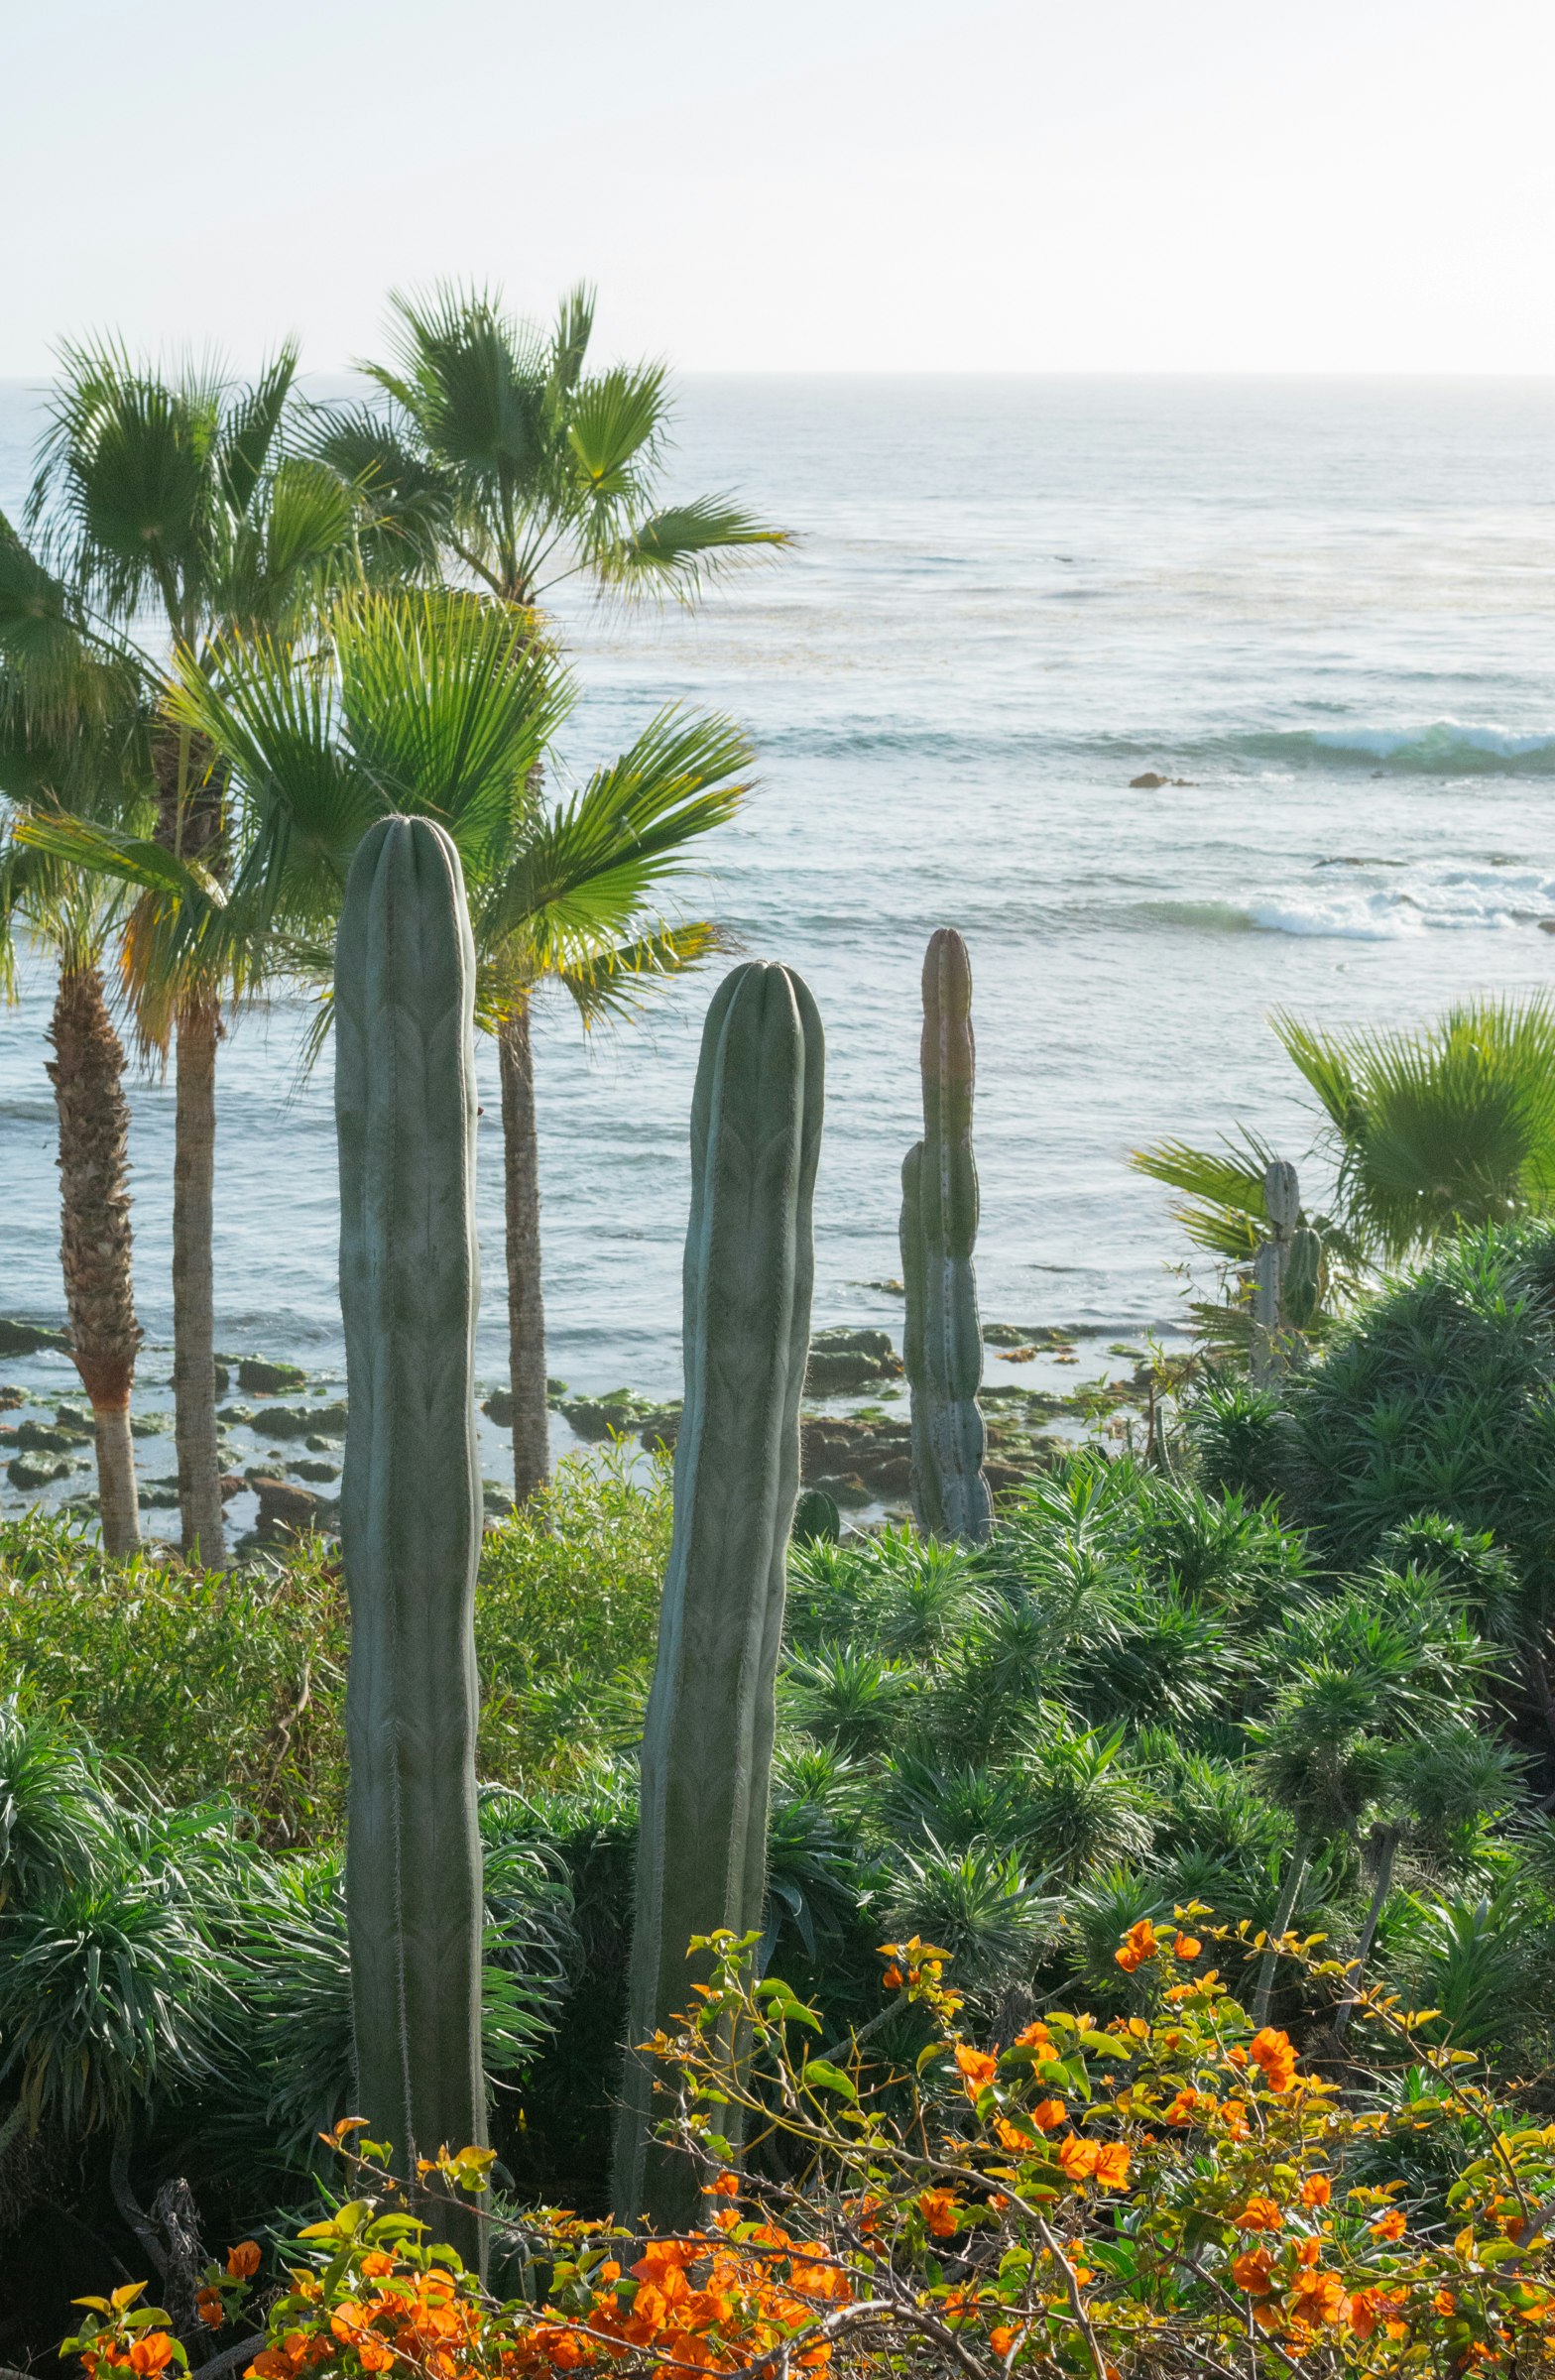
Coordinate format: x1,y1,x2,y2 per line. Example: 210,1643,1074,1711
0,1449,671,1844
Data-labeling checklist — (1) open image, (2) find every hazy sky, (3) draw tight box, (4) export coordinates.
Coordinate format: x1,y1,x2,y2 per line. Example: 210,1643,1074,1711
3,0,1551,376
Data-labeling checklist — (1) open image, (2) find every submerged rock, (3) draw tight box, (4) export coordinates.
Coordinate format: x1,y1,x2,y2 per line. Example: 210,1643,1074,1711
803,1326,902,1396
560,1389,659,1442
255,1400,349,1441
291,1457,340,1483
137,1478,181,1508
8,1451,74,1488
235,1357,308,1395
0,1319,69,1357
16,1418,92,1453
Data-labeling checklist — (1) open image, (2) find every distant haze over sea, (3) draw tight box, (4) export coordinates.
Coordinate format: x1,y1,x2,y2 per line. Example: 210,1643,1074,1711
2,375,1553,1409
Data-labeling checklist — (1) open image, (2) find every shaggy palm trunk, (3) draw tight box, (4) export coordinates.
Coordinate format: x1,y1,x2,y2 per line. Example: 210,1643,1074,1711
173,988,225,1564
47,965,143,1555
498,1002,549,1501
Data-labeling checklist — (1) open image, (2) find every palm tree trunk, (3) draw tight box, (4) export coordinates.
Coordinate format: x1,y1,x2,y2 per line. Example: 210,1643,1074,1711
46,964,143,1556
498,1002,549,1502
1252,1840,1308,2027
1333,1822,1400,2046
173,987,225,1564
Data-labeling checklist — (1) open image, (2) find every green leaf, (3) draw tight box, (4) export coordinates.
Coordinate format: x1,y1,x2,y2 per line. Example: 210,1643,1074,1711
14,811,227,907
802,2059,857,2100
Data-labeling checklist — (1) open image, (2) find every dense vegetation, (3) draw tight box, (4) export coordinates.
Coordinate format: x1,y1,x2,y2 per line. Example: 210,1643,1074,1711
6,1219,1555,2361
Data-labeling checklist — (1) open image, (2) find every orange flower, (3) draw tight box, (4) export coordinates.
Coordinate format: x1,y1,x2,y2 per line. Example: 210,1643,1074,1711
1234,2197,1283,2232
1015,2020,1054,2054
1349,2290,1383,2340
990,2326,1017,2358
1092,2142,1131,2190
227,2242,263,2281
1232,2247,1275,2297
1301,2175,1331,2207
1219,2100,1250,2140
1226,2044,1249,2068
1058,2136,1099,2182
995,2117,1037,2151
1370,2209,1406,2242
955,2044,999,2097
359,2253,397,2279
1250,2028,1297,2092
196,2292,224,2331
127,2341,176,2377
1115,1920,1158,1973
882,1964,903,1989
918,2189,959,2238
1163,2088,1215,2124
708,2172,740,2198
1433,2291,1457,2318
1296,2235,1322,2269
1172,1933,1202,1961
1028,2096,1067,2132
1289,2270,1349,2327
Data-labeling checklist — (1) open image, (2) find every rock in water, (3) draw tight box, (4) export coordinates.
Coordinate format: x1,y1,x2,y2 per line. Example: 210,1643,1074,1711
236,1357,308,1395
8,1451,73,1488
803,1325,903,1395
251,1475,321,1540
0,1319,69,1356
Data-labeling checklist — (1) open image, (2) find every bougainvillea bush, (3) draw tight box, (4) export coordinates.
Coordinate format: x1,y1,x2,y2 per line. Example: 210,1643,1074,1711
66,1920,1555,2380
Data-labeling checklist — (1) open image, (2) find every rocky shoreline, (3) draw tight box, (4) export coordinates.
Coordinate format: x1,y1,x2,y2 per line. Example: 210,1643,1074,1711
0,1312,1184,1549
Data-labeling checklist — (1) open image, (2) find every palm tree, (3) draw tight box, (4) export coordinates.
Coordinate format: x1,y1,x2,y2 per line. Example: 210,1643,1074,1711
18,340,370,1561
1133,999,1555,1333
162,587,755,1497
304,285,787,1490
0,529,159,1554
305,282,789,608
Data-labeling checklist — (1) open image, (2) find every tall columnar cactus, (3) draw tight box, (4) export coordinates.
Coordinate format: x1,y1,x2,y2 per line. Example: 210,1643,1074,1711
900,928,992,1544
615,962,824,2231
335,816,487,2275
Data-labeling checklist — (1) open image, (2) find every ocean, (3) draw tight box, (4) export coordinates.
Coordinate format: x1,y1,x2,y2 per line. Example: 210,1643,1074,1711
2,374,1554,1501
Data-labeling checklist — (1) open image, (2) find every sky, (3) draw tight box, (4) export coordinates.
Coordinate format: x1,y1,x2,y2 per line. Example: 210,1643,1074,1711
2,0,1552,377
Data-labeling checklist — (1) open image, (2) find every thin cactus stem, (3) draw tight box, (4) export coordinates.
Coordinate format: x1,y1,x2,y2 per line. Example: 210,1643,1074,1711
900,928,991,1543
1252,1157,1300,1385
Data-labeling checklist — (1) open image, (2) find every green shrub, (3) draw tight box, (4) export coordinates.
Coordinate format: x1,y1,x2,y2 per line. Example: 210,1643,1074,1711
0,1450,672,1843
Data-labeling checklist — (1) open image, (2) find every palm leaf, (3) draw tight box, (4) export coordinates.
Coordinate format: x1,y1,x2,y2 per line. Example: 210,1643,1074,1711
1129,1130,1283,1258
487,917,733,1032
374,284,550,483
1275,998,1555,1257
476,706,752,971
594,497,792,593
564,365,668,500
29,341,221,623
216,341,299,518
334,589,572,864
296,403,453,575
13,809,227,909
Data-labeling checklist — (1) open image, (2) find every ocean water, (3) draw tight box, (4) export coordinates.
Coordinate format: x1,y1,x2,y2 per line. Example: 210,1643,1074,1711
2,375,1554,1485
